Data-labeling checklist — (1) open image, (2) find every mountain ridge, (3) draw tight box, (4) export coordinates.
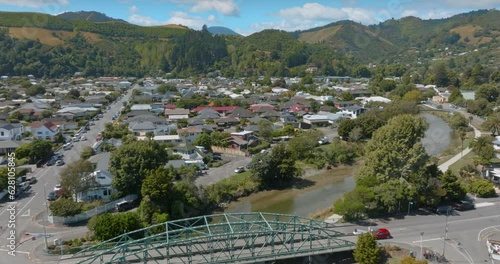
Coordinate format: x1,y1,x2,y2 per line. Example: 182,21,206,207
56,11,128,23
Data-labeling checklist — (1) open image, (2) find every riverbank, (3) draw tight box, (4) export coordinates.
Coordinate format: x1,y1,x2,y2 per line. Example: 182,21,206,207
224,164,357,216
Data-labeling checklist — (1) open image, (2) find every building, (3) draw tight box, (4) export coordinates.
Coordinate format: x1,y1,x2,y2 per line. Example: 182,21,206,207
29,121,60,141
164,108,190,121
75,170,114,202
0,121,24,141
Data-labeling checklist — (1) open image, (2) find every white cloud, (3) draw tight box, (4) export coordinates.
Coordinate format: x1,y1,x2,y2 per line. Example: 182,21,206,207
275,3,382,25
0,0,69,8
443,0,500,8
128,14,161,26
129,5,139,13
170,0,239,16
128,11,211,30
207,14,218,23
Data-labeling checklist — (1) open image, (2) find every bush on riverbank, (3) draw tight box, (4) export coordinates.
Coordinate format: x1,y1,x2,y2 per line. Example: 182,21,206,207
205,172,260,204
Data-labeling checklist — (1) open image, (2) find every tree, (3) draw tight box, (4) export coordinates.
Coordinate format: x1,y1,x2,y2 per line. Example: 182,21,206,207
353,233,380,264
193,132,212,151
26,84,46,96
476,84,499,102
439,170,466,202
470,136,495,164
80,146,95,160
258,121,274,143
339,91,354,101
400,256,428,264
110,140,170,195
402,90,421,103
433,63,450,87
140,167,174,223
338,119,357,139
287,130,323,159
468,178,496,198
483,113,500,136
309,100,320,113
90,212,143,241
378,79,397,92
59,160,96,199
250,143,301,188
15,139,53,164
49,198,83,217
156,84,177,94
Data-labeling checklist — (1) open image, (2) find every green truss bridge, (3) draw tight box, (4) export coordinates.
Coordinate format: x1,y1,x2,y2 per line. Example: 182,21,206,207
65,212,355,264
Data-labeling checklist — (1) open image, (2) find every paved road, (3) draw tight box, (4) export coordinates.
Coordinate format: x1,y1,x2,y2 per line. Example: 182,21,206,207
334,200,500,263
0,89,132,264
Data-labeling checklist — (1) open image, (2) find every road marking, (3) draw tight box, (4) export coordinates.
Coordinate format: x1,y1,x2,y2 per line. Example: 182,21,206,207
21,209,30,217
412,237,442,243
477,225,500,241
475,202,495,208
16,193,37,216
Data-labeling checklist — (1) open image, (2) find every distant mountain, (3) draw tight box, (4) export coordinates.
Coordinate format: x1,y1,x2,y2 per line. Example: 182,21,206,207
293,9,500,63
57,11,127,23
208,26,241,36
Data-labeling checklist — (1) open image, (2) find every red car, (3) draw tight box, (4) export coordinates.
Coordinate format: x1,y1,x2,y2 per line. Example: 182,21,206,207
372,228,391,239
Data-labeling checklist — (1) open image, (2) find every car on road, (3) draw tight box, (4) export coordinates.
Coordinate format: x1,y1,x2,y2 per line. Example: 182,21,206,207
80,136,87,141
72,137,80,142
234,167,245,173
47,191,58,201
28,177,37,184
371,228,391,239
453,201,475,211
55,160,65,166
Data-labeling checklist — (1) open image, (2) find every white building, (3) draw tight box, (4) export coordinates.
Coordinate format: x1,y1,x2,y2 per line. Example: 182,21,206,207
75,170,114,203
29,121,60,141
0,122,24,141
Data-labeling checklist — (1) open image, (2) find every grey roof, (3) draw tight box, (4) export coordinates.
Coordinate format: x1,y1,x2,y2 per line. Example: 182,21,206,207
227,108,254,118
0,140,22,149
188,118,204,126
128,115,166,124
344,105,363,111
0,121,23,130
198,108,219,115
259,109,281,118
197,111,220,119
87,152,111,171
129,121,156,130
248,116,271,124
164,108,190,115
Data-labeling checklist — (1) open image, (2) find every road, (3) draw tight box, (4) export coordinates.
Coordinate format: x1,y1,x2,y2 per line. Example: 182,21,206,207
0,88,132,264
334,200,500,263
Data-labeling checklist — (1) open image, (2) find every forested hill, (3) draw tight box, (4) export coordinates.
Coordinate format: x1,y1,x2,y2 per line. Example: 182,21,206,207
0,12,359,78
294,9,500,63
0,10,498,78
56,11,128,23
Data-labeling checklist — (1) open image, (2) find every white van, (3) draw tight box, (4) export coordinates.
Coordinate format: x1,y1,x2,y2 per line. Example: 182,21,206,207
63,143,73,150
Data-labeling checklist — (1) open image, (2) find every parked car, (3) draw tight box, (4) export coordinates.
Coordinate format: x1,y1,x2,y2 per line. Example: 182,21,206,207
54,184,62,192
453,201,475,211
234,167,245,173
55,160,65,166
28,177,37,184
47,191,57,201
46,159,55,166
436,206,452,215
80,136,87,141
371,228,392,239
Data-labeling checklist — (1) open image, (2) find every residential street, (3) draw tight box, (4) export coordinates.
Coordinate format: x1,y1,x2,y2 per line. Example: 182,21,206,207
0,89,132,264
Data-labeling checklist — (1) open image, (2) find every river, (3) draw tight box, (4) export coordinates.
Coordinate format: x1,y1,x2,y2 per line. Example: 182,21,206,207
225,113,452,217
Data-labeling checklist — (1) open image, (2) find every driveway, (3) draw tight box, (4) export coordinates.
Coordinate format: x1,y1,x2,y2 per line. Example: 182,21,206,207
196,154,252,185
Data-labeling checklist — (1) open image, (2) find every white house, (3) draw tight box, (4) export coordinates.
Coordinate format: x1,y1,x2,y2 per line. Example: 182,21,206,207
28,121,60,141
0,121,24,141
340,106,365,119
75,170,114,202
137,135,182,144
177,127,203,145
164,108,190,121
130,104,152,111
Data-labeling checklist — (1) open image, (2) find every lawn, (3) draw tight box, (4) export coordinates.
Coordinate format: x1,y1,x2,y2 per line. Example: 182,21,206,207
448,151,475,173
437,130,474,165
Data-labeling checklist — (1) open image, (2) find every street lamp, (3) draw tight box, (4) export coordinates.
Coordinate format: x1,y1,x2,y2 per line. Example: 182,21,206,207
420,232,424,259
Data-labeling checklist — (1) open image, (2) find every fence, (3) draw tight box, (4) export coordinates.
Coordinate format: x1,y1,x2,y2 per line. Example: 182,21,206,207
48,196,134,225
211,146,246,156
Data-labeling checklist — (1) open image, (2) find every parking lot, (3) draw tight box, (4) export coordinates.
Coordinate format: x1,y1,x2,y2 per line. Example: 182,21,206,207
196,154,252,185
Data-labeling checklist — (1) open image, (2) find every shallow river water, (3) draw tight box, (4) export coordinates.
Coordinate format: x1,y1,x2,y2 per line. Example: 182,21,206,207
225,113,452,217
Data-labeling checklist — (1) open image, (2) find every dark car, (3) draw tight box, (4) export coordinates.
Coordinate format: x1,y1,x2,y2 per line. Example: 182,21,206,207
115,201,134,212
453,201,475,211
436,206,452,215
47,191,58,201
46,159,55,166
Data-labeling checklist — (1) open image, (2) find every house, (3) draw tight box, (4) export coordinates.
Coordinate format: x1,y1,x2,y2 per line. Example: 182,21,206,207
125,110,156,119
177,127,204,145
29,121,60,141
128,115,166,125
128,121,157,136
0,140,22,155
137,135,183,144
130,104,152,111
164,108,190,121
227,107,254,119
87,152,111,171
0,121,24,141
214,117,239,127
340,106,366,119
171,145,204,160
192,106,237,116
75,170,114,202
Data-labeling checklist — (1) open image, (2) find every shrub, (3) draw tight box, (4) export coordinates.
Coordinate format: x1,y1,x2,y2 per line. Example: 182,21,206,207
248,142,271,154
49,198,83,217
469,178,496,198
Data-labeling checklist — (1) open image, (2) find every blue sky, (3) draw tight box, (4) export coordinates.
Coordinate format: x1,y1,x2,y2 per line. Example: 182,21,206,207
0,0,498,35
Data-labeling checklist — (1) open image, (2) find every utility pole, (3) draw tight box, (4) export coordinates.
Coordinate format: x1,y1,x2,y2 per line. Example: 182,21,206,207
420,232,424,259
408,201,413,215
442,208,450,258
42,183,49,250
